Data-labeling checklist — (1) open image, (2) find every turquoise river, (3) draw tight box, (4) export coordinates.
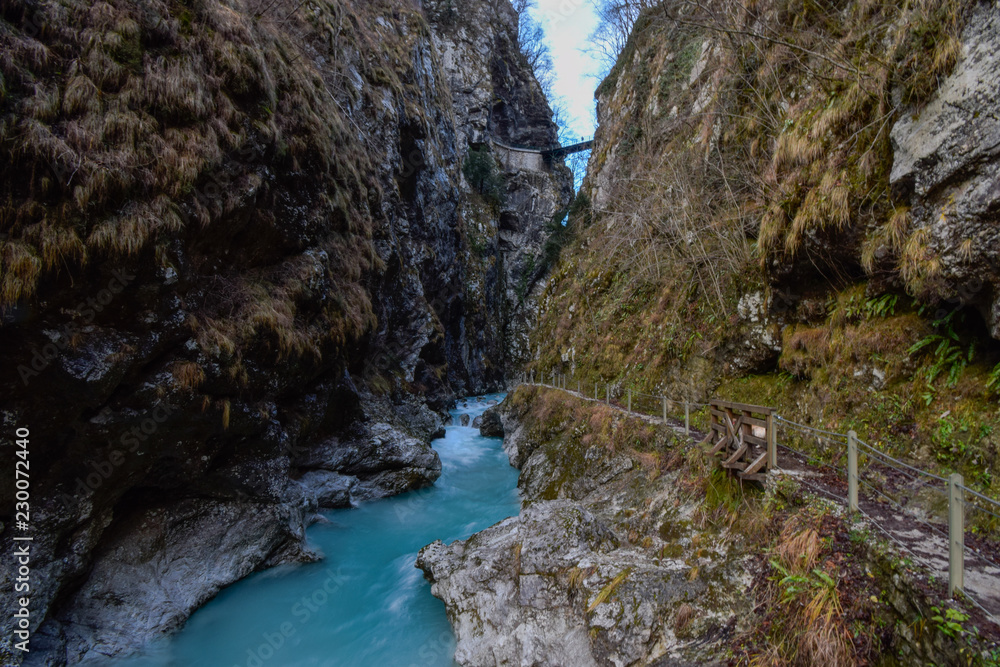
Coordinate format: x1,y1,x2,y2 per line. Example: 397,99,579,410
114,393,518,667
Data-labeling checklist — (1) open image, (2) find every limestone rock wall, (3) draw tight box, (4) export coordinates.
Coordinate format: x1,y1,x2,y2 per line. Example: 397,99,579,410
889,1,1000,335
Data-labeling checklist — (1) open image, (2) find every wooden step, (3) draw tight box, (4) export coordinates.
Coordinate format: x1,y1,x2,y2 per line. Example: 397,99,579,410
721,442,747,468
742,451,768,476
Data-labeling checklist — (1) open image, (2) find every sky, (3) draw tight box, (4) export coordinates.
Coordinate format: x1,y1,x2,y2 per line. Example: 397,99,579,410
529,0,602,143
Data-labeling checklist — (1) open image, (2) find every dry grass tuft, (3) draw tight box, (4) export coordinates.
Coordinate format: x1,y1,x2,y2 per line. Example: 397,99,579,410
862,206,910,273
587,568,631,613
22,223,86,270
772,132,823,176
171,361,206,392
674,603,697,636
744,516,855,666
1,241,42,305
775,523,821,574
63,75,101,116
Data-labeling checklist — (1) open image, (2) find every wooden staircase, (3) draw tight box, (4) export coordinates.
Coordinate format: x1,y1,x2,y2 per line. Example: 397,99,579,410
701,399,775,482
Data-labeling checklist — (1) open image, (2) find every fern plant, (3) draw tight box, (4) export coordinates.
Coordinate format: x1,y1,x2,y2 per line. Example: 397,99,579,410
908,309,975,402
987,362,1000,395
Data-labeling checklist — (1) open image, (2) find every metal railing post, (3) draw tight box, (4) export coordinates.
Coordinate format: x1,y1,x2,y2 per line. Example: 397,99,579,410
662,396,667,422
949,473,964,597
627,389,632,413
684,402,690,436
847,431,858,513
606,384,610,405
767,411,777,470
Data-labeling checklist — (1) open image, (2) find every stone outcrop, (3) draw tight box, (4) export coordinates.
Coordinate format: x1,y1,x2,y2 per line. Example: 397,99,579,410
294,421,443,504
39,499,313,665
477,407,504,437
418,390,753,666
890,0,1000,335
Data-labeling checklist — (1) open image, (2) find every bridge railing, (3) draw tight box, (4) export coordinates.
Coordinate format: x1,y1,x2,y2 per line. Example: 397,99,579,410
488,136,593,156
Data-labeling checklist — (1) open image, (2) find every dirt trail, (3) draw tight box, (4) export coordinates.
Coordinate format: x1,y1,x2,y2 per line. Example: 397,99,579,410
526,382,1000,631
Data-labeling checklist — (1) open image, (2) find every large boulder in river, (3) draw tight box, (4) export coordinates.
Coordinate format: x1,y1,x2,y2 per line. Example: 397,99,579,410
295,422,442,503
297,470,355,509
478,407,504,437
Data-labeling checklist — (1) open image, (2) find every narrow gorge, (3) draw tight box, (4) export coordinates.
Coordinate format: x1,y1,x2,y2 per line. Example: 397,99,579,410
3,0,1000,664
0,0,569,662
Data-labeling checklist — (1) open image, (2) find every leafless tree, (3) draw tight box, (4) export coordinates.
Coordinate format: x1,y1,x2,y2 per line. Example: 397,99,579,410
589,0,659,74
511,0,555,95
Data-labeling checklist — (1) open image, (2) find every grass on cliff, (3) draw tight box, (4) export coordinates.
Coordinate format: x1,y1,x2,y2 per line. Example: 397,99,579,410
733,506,891,667
507,383,681,473
527,0,998,502
0,0,450,378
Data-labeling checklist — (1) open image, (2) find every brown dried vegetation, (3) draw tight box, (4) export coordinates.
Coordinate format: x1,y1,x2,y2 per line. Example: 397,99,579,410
0,0,439,367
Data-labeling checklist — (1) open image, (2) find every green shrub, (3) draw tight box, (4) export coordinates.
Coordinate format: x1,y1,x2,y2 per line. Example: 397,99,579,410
462,146,504,206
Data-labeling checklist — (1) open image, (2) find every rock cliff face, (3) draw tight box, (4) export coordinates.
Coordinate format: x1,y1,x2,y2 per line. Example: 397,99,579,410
889,2,1000,334
0,0,570,663
427,0,574,372
527,0,1000,482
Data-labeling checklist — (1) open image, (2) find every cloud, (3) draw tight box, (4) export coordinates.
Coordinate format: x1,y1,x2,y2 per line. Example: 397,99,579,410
532,0,601,140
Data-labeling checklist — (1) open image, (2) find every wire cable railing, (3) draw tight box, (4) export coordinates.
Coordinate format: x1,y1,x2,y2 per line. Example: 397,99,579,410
517,369,1000,622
